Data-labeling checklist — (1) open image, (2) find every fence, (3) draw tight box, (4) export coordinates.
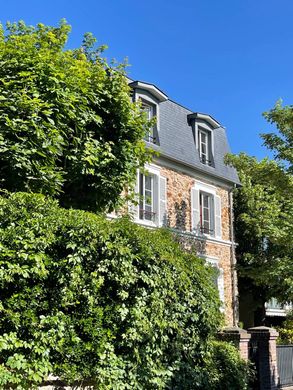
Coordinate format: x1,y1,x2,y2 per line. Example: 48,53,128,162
277,345,293,388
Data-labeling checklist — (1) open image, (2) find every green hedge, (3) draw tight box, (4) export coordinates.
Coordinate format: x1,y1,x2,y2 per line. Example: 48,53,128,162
0,192,251,389
205,341,254,390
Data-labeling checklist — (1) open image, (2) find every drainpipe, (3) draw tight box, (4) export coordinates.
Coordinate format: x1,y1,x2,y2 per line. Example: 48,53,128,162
229,185,239,326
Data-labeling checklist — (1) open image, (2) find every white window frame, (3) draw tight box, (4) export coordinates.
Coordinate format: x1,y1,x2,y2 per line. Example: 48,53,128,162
199,191,214,235
199,255,225,308
195,122,214,166
134,90,160,145
191,182,222,239
130,164,167,228
139,172,155,223
140,99,156,143
199,129,209,164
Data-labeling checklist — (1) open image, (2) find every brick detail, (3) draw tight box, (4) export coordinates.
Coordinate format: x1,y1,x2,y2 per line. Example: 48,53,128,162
248,327,279,390
218,327,251,361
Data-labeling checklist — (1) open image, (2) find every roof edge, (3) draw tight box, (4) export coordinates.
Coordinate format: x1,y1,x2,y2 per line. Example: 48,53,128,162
187,112,222,129
129,80,168,102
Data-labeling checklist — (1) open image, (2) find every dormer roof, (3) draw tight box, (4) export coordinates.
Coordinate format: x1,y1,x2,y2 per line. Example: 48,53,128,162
129,80,168,102
187,112,221,129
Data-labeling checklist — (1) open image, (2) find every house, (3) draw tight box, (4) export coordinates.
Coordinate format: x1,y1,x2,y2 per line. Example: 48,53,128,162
128,80,240,326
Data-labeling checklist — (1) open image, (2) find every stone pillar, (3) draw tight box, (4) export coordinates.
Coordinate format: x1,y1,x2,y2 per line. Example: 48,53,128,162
248,326,279,390
218,326,251,361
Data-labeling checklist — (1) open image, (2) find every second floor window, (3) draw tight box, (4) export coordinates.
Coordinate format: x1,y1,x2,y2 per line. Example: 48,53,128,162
191,185,222,238
199,129,212,166
199,192,214,235
130,167,167,227
139,173,155,222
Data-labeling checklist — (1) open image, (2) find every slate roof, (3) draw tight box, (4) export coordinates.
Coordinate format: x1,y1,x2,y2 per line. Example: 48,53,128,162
130,80,240,185
157,99,240,185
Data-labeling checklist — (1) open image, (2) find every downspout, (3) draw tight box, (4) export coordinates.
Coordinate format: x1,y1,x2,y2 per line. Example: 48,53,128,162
229,185,239,326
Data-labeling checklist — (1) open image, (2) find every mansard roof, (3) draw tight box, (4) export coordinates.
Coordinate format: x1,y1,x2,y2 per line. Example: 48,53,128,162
130,79,240,185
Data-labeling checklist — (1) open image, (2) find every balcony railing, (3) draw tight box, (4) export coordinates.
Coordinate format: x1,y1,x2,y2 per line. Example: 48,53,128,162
200,226,214,235
139,209,156,222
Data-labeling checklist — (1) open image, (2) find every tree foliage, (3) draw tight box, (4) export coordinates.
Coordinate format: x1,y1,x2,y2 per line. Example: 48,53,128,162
262,100,293,173
0,192,225,389
226,104,293,309
0,20,152,212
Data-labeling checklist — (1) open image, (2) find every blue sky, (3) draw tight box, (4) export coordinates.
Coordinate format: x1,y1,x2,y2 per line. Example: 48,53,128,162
2,0,293,159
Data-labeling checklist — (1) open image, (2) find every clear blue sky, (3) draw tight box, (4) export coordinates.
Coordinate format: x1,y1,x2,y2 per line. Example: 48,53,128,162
2,0,293,159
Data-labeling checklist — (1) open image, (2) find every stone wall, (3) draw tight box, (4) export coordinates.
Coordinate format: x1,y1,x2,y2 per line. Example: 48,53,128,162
160,166,235,326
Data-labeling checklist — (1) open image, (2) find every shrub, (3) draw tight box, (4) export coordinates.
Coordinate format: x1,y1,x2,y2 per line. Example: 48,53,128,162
204,340,254,390
277,311,293,344
0,192,223,389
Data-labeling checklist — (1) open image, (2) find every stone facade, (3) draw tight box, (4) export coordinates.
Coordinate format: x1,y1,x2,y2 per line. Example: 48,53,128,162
159,165,236,326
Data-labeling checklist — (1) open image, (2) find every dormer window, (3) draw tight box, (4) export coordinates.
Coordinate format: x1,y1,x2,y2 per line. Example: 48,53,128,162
141,100,156,144
198,128,212,166
187,113,220,168
129,81,168,147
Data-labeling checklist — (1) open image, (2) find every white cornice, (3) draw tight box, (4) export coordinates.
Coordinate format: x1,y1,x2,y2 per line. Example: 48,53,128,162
129,81,168,102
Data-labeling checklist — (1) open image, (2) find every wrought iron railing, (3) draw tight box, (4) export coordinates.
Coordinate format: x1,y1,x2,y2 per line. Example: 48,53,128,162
200,226,214,235
139,209,156,222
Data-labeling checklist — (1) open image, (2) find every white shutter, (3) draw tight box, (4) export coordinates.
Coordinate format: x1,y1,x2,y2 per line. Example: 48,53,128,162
129,170,139,220
214,195,222,239
152,174,159,225
191,188,200,233
159,176,167,227
217,268,225,305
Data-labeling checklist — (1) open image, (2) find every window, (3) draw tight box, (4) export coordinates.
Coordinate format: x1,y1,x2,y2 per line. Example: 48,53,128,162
130,166,167,227
191,183,221,238
139,172,155,222
199,192,214,235
200,256,225,306
198,128,212,166
141,100,156,144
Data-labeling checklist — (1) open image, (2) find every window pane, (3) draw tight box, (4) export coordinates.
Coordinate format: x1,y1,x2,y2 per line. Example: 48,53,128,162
203,207,209,221
145,175,152,191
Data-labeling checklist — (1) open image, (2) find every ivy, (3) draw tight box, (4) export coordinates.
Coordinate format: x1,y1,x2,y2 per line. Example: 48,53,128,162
0,192,225,389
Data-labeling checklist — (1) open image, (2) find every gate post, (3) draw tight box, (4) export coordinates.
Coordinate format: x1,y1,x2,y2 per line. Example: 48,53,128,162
218,326,251,361
248,326,279,390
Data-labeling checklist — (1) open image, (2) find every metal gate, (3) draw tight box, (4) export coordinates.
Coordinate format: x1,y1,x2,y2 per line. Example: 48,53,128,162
277,345,293,387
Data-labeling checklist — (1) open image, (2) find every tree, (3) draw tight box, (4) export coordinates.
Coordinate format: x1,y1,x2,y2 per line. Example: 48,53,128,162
262,100,293,173
226,103,293,326
0,20,152,212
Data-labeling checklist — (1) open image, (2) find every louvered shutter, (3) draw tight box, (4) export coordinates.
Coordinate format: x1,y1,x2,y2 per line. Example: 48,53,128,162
152,174,159,225
214,195,222,238
191,188,200,233
159,176,167,227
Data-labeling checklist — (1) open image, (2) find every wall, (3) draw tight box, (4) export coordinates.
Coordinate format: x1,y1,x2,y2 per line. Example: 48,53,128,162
159,165,236,326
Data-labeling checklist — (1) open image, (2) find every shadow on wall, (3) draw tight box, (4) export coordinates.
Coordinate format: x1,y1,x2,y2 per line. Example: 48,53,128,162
171,200,208,257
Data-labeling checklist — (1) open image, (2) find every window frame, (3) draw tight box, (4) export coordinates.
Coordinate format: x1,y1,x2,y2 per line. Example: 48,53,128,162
130,164,167,228
199,191,214,236
139,172,156,223
133,89,160,145
140,99,156,144
191,181,222,239
199,255,225,307
198,127,212,166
